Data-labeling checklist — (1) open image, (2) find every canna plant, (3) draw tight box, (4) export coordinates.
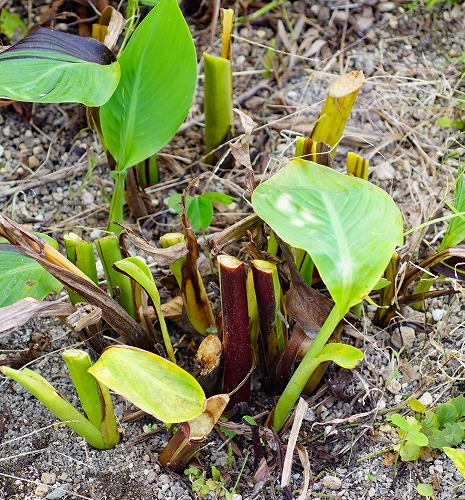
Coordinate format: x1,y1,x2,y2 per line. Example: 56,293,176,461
373,165,465,328
0,349,120,450
204,8,234,162
252,158,403,430
0,0,197,235
1,347,206,447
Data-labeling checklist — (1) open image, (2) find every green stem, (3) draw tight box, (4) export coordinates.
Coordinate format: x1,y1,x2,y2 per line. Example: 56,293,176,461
108,170,127,235
272,305,346,431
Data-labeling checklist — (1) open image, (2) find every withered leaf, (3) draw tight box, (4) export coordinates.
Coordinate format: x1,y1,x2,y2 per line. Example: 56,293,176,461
122,228,188,267
0,298,75,335
0,214,151,350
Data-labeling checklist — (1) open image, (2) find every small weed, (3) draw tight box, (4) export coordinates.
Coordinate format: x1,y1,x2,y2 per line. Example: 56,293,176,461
387,395,465,479
184,465,234,499
166,191,236,232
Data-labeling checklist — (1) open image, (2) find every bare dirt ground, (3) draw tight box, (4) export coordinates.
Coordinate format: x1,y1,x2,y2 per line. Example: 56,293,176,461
1,1,465,499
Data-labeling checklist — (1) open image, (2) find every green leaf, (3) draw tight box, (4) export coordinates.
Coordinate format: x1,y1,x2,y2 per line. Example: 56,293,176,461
416,482,433,498
166,193,186,215
441,422,465,446
100,0,197,170
436,403,458,427
113,257,175,363
0,366,106,449
399,441,421,461
166,193,228,230
389,414,414,432
0,27,120,105
252,160,403,312
211,466,221,482
422,410,439,430
409,398,427,414
425,427,450,449
451,395,465,417
317,343,364,369
408,430,429,447
188,196,214,230
0,9,27,39
0,250,63,306
88,346,206,423
372,277,391,291
439,166,465,250
203,192,235,205
444,447,465,478
437,116,454,128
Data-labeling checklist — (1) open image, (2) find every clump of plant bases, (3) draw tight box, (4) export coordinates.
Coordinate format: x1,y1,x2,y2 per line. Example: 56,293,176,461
2,1,465,496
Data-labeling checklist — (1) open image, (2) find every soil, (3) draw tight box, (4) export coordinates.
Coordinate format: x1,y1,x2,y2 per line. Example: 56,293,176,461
1,1,465,499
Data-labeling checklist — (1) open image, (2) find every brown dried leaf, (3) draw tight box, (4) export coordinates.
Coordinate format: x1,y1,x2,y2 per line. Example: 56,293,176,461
281,398,308,489
179,179,215,334
122,228,188,267
98,6,124,50
280,240,334,335
0,298,75,335
0,215,151,350
383,451,396,466
296,442,310,500
231,109,256,193
161,296,183,326
66,303,102,331
0,100,33,121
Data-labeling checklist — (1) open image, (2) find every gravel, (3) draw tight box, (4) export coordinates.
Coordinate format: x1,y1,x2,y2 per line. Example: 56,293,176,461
2,0,465,498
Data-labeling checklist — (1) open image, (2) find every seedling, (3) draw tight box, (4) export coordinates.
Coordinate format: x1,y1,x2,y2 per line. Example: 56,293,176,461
184,465,235,499
204,8,234,162
166,191,235,232
253,159,403,430
0,349,120,450
387,413,429,462
386,395,465,487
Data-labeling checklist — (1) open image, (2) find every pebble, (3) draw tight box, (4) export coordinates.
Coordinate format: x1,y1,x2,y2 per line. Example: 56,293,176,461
35,484,50,497
387,379,401,394
82,191,95,206
146,470,158,483
372,162,395,181
378,1,396,12
418,391,433,407
33,144,44,155
355,8,374,32
391,326,416,350
41,472,56,485
432,308,444,322
28,155,41,168
304,408,316,421
323,475,342,490
0,144,4,158
159,473,170,484
45,484,71,499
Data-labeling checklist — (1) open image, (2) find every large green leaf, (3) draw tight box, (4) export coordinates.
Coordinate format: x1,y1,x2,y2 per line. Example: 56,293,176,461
0,250,63,306
100,0,197,169
88,346,205,423
0,27,120,106
252,160,403,311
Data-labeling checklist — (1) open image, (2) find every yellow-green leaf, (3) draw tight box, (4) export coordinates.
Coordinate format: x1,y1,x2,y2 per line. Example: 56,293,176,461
88,346,205,422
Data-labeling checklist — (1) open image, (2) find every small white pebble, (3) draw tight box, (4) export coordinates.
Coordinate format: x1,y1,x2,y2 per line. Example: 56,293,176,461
432,309,444,322
322,475,342,490
418,391,433,407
